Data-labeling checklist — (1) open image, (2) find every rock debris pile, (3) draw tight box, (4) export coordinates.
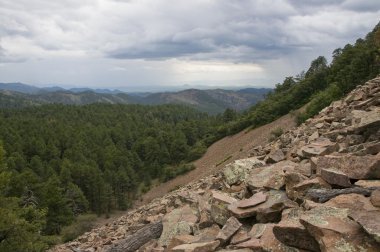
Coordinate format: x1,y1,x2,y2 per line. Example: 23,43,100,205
53,77,380,252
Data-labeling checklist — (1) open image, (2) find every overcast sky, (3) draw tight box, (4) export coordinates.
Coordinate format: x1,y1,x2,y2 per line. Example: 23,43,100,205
0,0,379,90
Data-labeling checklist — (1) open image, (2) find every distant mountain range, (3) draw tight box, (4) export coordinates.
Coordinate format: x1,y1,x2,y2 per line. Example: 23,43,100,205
0,82,271,114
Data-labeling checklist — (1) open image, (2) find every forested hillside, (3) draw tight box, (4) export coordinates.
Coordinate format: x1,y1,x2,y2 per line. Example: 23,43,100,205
218,22,380,137
0,104,220,250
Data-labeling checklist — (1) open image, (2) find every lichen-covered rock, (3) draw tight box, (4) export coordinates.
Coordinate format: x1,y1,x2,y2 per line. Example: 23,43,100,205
300,206,380,252
216,216,242,244
314,154,380,179
223,157,265,185
246,160,298,190
158,205,199,246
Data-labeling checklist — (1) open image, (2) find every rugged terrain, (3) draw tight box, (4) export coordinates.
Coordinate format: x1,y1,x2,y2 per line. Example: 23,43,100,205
52,76,380,252
0,82,269,114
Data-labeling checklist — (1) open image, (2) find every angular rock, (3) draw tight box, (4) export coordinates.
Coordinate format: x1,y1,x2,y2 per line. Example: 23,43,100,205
273,208,320,252
349,210,380,243
230,230,250,245
211,202,231,226
216,217,242,243
320,168,351,187
349,107,380,133
324,193,379,212
236,192,267,208
265,149,285,164
159,205,198,246
248,223,267,239
228,190,297,221
292,177,331,199
168,235,196,250
172,240,220,252
298,137,337,158
233,238,261,250
223,158,265,185
314,154,380,179
371,189,380,207
193,225,220,243
247,160,298,190
212,190,237,205
355,179,380,188
300,206,380,252
284,172,308,200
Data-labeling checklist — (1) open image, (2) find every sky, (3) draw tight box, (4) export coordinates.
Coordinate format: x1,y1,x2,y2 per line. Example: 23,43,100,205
0,0,379,91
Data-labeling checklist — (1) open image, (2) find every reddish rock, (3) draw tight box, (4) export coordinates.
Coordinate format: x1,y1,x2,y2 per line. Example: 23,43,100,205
284,172,308,200
349,210,380,243
212,190,237,205
168,235,196,250
371,189,380,207
230,230,250,245
233,238,262,250
273,208,320,252
248,223,267,239
293,177,331,199
355,179,380,188
325,193,379,212
320,168,351,187
314,154,380,179
172,240,220,252
236,192,267,208
300,206,380,252
216,217,242,244
247,160,298,190
193,225,220,243
265,149,285,164
298,137,337,158
228,190,297,221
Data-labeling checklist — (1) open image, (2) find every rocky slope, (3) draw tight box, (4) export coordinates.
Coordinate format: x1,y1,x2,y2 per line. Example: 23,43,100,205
52,76,380,252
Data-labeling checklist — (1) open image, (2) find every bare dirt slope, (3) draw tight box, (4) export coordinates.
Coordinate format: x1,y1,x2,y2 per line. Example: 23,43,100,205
134,112,297,207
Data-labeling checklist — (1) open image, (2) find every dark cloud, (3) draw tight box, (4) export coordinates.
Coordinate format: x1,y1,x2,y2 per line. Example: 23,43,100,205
0,0,379,87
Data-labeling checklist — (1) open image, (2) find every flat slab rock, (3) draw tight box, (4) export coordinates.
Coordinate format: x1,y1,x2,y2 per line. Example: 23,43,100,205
300,206,380,251
236,191,267,208
246,160,299,190
349,210,380,243
314,153,380,179
223,157,265,185
228,190,297,220
298,137,337,158
172,240,220,252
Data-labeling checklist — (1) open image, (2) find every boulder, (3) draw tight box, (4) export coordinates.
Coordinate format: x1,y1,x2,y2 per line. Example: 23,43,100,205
292,177,331,199
212,190,237,205
298,137,337,158
223,158,265,185
355,179,380,188
216,217,242,244
349,107,380,133
228,190,297,221
273,208,320,252
172,240,220,252
230,230,250,245
265,149,285,164
300,206,380,252
314,154,380,179
349,210,380,243
159,205,198,246
211,202,231,226
320,168,351,187
246,160,298,190
236,192,267,208
371,189,380,207
324,193,379,212
284,172,308,200
248,223,267,239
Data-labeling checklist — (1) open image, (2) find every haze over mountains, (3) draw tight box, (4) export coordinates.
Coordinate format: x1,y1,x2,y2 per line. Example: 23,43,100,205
0,82,270,114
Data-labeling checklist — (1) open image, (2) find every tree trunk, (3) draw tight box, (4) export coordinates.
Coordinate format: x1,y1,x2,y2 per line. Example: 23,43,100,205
106,221,163,252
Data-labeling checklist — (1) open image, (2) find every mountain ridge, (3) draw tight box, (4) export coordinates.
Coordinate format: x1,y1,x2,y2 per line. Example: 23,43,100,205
0,83,270,114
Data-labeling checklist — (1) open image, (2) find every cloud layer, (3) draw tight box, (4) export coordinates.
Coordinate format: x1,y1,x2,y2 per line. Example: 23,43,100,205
0,0,379,88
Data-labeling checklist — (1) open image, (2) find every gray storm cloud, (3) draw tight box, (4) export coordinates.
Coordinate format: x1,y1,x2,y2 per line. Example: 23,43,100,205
0,0,379,88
